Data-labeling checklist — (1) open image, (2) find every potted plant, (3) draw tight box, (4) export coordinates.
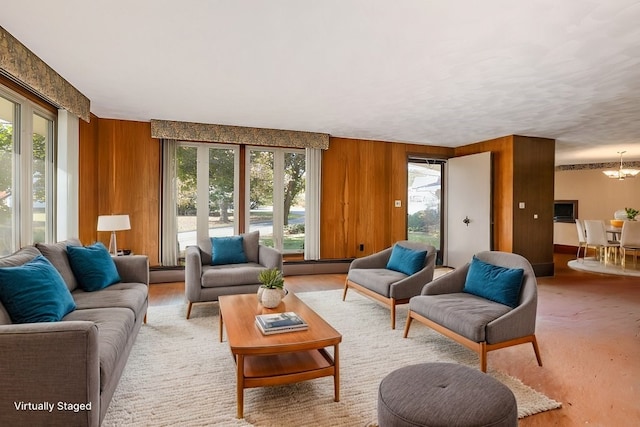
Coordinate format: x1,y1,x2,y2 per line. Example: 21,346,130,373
625,207,639,221
257,268,285,308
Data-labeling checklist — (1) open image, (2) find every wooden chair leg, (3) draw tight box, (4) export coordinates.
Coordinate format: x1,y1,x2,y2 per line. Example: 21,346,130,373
143,312,147,324
186,302,193,319
480,342,488,372
403,313,413,338
531,335,543,366
342,281,349,301
390,301,396,330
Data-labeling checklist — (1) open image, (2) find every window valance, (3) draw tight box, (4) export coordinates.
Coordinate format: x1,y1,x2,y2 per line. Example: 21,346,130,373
0,26,90,122
150,119,329,150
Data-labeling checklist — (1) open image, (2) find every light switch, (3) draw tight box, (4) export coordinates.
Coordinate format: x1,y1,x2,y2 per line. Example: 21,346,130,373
394,200,402,207
534,214,538,219
519,202,525,209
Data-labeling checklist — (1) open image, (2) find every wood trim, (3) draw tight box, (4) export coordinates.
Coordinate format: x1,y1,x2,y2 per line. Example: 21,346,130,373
0,73,58,115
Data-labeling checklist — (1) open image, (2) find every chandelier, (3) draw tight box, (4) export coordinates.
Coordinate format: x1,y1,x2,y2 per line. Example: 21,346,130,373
602,151,640,180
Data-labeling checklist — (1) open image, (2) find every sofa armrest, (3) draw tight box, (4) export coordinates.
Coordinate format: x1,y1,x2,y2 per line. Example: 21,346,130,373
258,245,283,270
349,247,393,270
185,246,203,302
390,250,437,300
113,255,149,285
0,321,100,426
421,263,469,295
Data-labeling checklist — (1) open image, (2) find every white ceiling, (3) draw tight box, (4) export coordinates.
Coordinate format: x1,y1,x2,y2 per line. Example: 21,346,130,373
2,0,640,165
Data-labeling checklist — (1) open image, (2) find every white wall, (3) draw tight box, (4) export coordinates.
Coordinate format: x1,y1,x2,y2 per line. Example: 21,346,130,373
554,169,640,246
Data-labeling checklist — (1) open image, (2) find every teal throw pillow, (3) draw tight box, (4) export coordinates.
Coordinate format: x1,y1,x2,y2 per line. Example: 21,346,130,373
0,255,76,323
386,244,427,276
211,236,248,265
463,256,524,308
67,242,121,291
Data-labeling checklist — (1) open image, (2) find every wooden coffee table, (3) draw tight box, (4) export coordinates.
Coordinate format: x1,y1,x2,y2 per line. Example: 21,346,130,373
218,292,342,418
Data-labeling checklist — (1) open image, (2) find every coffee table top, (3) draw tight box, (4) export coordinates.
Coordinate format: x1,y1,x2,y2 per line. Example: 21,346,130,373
219,292,342,355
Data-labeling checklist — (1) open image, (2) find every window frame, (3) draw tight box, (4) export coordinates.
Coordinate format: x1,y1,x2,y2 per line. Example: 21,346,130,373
0,83,57,253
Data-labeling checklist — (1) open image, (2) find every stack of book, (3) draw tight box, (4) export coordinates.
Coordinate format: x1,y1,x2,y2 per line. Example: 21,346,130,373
255,312,308,335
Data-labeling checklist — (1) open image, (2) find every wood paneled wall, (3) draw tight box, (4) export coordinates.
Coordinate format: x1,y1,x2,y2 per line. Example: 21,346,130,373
78,114,100,244
320,137,452,259
454,136,515,252
78,118,160,265
454,135,555,275
77,118,553,272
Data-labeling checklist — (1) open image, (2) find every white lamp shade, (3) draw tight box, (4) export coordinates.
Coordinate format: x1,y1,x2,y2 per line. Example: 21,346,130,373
97,215,131,231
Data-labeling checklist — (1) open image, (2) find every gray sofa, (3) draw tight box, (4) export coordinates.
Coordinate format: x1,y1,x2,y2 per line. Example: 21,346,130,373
0,239,149,427
185,230,282,318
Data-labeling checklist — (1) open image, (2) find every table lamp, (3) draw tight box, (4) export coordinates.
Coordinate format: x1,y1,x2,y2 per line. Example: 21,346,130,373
97,214,131,256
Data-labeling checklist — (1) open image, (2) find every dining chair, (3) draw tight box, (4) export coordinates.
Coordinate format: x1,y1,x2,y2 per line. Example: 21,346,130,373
574,219,588,262
584,220,620,266
619,221,640,270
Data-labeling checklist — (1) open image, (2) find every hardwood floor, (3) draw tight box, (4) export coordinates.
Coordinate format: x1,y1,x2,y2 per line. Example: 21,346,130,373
148,254,639,426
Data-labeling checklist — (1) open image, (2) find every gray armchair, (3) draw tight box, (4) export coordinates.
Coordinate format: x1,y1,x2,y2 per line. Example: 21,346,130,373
403,251,542,372
343,241,437,329
185,231,282,318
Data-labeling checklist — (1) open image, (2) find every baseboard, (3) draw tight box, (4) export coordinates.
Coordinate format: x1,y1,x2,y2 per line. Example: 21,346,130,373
554,244,577,254
283,259,352,276
148,259,354,283
149,268,185,284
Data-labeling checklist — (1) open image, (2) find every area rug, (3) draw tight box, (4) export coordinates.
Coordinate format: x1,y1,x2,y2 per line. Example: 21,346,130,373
103,290,561,426
568,258,640,277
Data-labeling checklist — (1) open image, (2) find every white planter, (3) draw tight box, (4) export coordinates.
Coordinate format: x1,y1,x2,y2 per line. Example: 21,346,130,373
260,288,283,308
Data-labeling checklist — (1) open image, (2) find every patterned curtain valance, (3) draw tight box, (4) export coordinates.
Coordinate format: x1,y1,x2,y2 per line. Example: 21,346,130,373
150,119,329,150
556,161,640,171
0,26,90,122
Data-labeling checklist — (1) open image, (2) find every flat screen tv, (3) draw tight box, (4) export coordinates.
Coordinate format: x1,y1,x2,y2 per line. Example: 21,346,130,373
554,200,578,223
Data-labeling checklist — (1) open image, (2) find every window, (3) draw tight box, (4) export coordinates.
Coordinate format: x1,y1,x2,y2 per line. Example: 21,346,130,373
0,86,56,256
247,148,306,254
175,143,239,257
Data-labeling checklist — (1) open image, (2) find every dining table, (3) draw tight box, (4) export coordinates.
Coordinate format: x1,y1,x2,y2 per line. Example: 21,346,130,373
606,225,622,242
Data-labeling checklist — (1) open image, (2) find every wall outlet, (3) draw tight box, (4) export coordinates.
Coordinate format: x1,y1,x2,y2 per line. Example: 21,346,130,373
359,244,364,251
519,202,525,209
394,200,402,207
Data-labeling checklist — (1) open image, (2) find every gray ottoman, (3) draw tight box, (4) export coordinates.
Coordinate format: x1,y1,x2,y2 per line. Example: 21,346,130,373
378,363,517,427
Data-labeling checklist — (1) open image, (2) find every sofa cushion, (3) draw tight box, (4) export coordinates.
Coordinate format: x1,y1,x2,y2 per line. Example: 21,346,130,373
36,239,82,292
211,236,247,265
386,244,427,276
201,263,265,288
241,230,260,263
0,246,41,267
463,256,524,308
347,268,407,297
0,255,77,323
409,293,511,342
67,242,121,291
62,307,135,392
72,282,148,320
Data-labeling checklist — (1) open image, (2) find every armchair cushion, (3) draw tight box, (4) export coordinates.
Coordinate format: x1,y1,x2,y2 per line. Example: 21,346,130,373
211,236,247,265
386,244,427,276
347,268,407,297
0,255,76,323
409,293,511,342
463,256,524,308
67,243,122,292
